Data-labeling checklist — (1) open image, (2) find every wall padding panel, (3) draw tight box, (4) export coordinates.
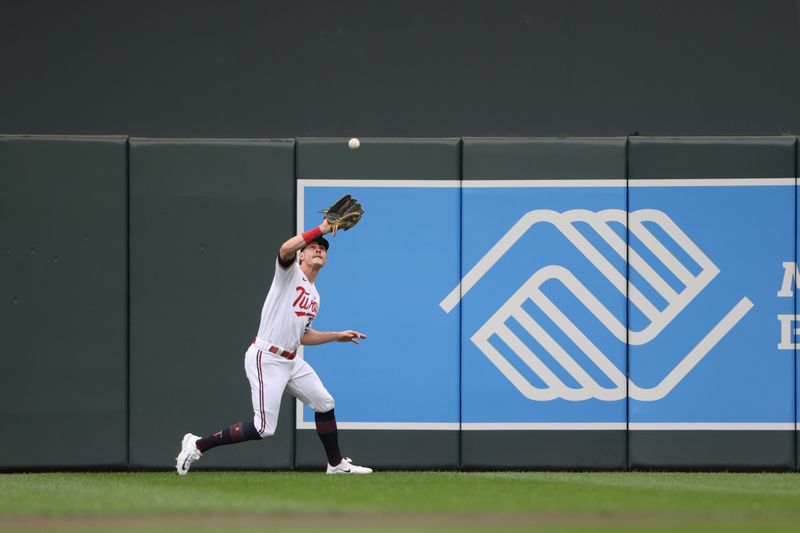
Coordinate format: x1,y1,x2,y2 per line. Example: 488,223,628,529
294,139,461,470
0,136,128,468
129,139,295,469
628,137,796,470
460,138,627,469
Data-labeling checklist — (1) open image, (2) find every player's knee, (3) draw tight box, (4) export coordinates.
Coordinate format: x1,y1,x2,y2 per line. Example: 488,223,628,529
315,395,335,413
253,416,277,438
258,421,277,438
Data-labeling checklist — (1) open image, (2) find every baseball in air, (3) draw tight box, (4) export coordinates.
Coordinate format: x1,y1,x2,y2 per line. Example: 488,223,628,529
348,138,360,149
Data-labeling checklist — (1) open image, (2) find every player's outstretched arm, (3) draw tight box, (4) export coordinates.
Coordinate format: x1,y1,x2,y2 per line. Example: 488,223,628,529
278,219,332,263
301,328,367,346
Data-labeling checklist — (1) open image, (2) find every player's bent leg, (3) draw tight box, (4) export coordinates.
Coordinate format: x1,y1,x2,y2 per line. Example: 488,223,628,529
176,346,289,476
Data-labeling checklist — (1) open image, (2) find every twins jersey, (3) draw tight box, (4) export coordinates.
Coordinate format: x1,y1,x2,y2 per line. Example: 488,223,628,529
254,258,320,353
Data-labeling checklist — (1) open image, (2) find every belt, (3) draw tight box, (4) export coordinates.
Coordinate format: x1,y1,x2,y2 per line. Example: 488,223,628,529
252,337,297,360
253,337,297,361
268,345,296,360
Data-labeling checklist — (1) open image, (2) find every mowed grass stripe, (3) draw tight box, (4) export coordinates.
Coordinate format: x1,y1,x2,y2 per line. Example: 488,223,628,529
1,471,799,528
4,513,800,533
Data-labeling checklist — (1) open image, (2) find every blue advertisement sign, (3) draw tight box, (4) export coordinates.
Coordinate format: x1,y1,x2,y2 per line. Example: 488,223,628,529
298,179,795,430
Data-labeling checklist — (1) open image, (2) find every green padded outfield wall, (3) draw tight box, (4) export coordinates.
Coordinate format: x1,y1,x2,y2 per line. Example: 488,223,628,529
0,136,128,469
294,139,462,470
3,135,798,472
627,137,796,470
459,138,628,469
129,139,295,469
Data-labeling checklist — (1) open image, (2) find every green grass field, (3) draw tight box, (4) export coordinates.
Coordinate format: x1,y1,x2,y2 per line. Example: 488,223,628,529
2,471,800,532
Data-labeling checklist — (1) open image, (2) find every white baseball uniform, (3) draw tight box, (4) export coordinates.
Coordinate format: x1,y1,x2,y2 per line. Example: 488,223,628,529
245,258,334,437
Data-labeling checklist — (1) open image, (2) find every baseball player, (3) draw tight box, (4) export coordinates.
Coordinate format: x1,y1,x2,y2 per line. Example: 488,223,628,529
176,196,371,475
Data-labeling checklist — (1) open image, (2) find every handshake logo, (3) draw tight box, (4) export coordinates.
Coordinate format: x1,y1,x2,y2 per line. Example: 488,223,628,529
440,209,753,402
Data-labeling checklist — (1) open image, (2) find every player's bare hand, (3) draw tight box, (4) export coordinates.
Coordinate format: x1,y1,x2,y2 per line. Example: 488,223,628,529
320,219,332,234
337,330,366,344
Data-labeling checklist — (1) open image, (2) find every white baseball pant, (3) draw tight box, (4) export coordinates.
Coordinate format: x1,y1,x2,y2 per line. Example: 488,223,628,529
244,344,334,437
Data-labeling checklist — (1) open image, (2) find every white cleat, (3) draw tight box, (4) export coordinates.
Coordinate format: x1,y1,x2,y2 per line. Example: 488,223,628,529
175,433,202,476
326,457,373,475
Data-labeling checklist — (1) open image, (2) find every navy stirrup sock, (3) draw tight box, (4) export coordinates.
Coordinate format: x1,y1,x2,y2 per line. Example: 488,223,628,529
196,421,261,453
315,409,343,466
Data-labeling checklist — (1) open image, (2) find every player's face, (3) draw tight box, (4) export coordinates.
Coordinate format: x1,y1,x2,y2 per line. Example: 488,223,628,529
301,242,327,268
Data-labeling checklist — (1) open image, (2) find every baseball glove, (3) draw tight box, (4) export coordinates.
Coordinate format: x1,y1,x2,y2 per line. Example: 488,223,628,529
320,194,364,235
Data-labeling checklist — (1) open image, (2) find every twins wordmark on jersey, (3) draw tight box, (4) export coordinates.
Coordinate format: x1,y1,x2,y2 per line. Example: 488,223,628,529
294,285,318,332
294,286,319,317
